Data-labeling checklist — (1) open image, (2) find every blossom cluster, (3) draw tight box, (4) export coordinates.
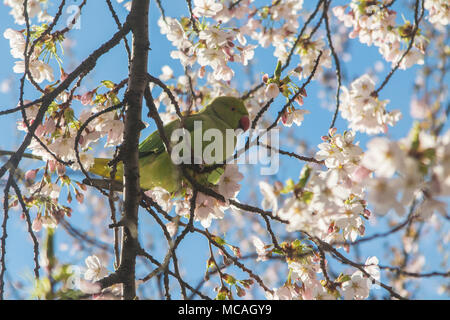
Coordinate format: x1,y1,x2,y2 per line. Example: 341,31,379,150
145,164,244,228
4,28,55,83
339,74,401,134
159,0,256,82
260,129,369,245
15,82,126,231
362,128,449,220
333,1,426,69
266,255,380,300
424,0,450,27
4,0,53,25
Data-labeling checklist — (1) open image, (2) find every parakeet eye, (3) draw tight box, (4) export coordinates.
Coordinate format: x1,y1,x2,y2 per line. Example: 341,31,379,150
231,106,236,111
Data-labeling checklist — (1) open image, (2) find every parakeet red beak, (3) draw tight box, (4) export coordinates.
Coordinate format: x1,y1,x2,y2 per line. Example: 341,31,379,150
239,115,250,131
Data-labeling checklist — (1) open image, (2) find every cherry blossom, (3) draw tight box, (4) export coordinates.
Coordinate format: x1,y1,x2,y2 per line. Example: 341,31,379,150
3,28,26,59
4,0,44,25
424,0,449,27
159,65,174,81
145,187,173,212
193,0,223,18
258,181,278,213
281,109,310,127
251,236,269,262
333,1,425,69
362,137,404,178
194,193,225,228
264,83,279,99
13,60,55,83
84,255,108,281
340,74,401,134
216,164,244,199
341,271,371,300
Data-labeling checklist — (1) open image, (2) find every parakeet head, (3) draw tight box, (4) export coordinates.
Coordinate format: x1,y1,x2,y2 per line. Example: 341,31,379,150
205,96,250,131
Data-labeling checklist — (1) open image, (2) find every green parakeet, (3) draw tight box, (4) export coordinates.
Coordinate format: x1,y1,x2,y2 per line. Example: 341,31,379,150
89,96,250,194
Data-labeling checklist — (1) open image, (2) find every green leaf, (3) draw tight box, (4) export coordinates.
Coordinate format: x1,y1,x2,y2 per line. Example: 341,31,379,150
410,122,420,152
281,75,291,84
63,108,75,123
272,248,284,255
301,191,314,204
212,235,226,246
298,165,311,188
280,179,295,194
223,274,237,285
292,239,302,249
101,80,116,89
336,273,351,283
274,60,282,80
108,92,121,106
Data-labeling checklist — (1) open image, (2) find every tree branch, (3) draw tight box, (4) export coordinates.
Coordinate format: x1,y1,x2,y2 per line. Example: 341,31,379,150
117,0,150,300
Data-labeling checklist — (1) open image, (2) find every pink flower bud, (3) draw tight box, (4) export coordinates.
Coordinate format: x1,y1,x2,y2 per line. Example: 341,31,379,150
56,163,66,176
223,46,234,60
25,169,38,181
294,66,303,74
281,112,288,125
48,160,56,172
199,66,206,78
358,225,365,236
77,182,87,191
60,68,68,82
299,87,307,97
274,181,283,192
53,209,65,222
32,217,42,232
80,90,95,106
328,225,334,234
236,286,246,297
79,134,85,147
10,199,17,208
349,29,359,39
232,246,242,258
76,191,84,204
262,73,269,83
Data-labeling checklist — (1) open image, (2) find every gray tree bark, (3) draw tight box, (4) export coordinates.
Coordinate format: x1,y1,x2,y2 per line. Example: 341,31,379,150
117,0,149,299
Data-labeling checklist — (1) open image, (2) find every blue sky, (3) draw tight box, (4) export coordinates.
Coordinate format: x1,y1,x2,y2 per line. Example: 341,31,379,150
0,0,448,299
